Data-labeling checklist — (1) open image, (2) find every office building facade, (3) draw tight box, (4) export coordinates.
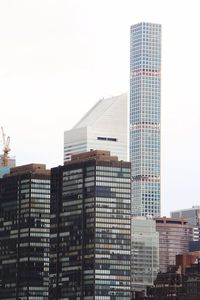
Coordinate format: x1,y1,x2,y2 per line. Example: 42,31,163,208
64,93,127,162
0,164,50,299
0,156,16,178
50,150,131,299
130,22,161,216
189,240,200,252
171,206,200,240
131,217,159,292
155,217,194,273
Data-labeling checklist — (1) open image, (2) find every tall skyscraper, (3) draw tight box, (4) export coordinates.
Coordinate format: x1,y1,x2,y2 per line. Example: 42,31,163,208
0,164,50,299
50,150,131,299
64,93,127,162
130,22,161,216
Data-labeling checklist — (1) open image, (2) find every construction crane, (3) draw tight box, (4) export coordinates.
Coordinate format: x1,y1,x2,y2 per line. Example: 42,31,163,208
1,127,11,167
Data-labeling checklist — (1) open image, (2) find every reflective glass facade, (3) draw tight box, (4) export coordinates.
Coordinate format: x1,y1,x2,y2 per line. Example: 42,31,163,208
50,150,131,299
0,164,50,299
130,22,161,217
131,217,159,292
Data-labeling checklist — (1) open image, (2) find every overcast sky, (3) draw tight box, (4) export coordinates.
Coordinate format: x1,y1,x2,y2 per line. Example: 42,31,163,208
0,0,200,215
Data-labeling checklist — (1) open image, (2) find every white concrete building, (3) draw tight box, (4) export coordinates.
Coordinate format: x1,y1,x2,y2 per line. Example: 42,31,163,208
64,93,127,162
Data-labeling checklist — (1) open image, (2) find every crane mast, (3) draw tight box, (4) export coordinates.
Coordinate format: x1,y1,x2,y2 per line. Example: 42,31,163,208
1,127,11,167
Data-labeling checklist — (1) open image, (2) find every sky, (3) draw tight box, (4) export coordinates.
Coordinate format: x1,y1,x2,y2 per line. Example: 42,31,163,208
0,0,200,215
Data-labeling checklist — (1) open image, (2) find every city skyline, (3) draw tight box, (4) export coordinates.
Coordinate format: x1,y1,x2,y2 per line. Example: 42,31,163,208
1,0,200,216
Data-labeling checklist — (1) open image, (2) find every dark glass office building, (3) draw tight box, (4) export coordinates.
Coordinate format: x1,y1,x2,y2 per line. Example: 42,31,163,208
50,150,131,299
0,164,50,300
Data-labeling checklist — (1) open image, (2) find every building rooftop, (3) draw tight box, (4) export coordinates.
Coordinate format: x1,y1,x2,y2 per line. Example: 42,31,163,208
73,93,127,129
154,216,190,225
63,150,130,168
70,150,118,162
9,163,50,176
171,206,200,213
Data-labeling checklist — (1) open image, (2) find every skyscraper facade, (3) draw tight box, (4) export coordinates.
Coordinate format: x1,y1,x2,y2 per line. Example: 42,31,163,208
131,217,159,293
64,93,127,162
171,206,200,241
130,22,161,216
0,164,50,299
154,217,193,273
50,150,131,299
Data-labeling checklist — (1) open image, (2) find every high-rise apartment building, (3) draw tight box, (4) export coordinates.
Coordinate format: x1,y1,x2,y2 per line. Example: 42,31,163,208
50,150,131,299
131,217,159,293
0,164,50,299
130,22,161,216
154,217,194,273
64,93,127,162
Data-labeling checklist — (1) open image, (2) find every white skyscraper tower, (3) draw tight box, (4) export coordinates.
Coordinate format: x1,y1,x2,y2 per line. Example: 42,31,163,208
64,93,127,162
130,22,161,217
